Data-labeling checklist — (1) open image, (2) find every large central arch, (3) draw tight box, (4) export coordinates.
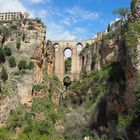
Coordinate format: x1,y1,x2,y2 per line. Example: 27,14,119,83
53,40,86,82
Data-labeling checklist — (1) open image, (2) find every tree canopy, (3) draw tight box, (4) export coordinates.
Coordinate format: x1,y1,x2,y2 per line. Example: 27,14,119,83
112,8,130,17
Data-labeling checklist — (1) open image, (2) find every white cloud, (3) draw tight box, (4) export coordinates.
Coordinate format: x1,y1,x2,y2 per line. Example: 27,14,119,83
0,0,35,17
28,0,50,3
46,23,76,40
74,27,87,35
66,7,99,23
38,9,47,19
62,18,71,25
59,31,76,40
0,1,94,40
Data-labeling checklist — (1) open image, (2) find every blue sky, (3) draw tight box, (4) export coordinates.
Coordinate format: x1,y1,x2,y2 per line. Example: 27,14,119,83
0,0,131,40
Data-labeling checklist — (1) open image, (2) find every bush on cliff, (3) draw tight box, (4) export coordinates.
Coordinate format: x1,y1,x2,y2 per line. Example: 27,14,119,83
8,56,16,68
18,60,27,70
1,69,8,81
0,48,5,64
3,46,11,57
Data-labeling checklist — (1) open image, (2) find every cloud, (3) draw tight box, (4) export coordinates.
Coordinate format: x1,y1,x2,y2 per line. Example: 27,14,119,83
46,23,76,40
0,1,95,40
65,7,100,24
38,9,47,19
74,27,87,35
28,0,50,3
0,0,35,17
46,22,89,40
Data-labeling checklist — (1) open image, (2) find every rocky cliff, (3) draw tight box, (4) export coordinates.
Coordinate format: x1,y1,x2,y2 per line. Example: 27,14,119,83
0,18,56,126
77,0,140,139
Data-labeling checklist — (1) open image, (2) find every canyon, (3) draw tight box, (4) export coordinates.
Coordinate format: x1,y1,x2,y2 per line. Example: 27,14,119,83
0,0,140,139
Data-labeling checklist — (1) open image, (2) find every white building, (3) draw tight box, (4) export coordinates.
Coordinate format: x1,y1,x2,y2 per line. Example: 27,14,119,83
0,12,23,21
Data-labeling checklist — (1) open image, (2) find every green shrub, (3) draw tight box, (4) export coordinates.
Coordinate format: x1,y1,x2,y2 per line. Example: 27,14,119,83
33,83,46,91
63,77,71,89
124,22,140,62
3,46,11,56
28,61,34,70
49,75,63,90
8,56,16,68
103,33,112,40
0,128,11,140
65,57,71,74
83,129,93,137
1,69,8,81
21,69,26,74
16,40,21,52
7,108,26,132
12,71,20,76
0,48,5,64
18,60,27,70
38,121,50,135
118,115,132,131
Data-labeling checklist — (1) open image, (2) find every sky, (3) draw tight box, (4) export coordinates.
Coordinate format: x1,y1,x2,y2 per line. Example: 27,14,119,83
0,0,131,40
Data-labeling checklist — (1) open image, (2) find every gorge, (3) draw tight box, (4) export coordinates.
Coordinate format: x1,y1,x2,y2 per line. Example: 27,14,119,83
0,0,140,139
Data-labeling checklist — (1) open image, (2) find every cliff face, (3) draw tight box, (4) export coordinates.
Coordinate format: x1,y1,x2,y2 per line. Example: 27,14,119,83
80,38,119,78
78,1,140,139
0,18,49,125
0,18,47,81
45,40,55,77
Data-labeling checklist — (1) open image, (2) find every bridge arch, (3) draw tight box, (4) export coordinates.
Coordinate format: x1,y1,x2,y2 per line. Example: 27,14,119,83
63,76,71,89
76,42,83,51
53,43,60,51
64,48,72,75
76,42,83,46
63,47,72,57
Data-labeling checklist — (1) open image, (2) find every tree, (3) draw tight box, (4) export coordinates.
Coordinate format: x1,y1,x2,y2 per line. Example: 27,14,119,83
63,77,71,89
131,0,137,14
107,24,111,32
0,48,5,64
18,60,27,70
8,56,16,68
16,40,21,53
112,8,130,18
1,68,8,81
0,27,11,45
65,57,72,74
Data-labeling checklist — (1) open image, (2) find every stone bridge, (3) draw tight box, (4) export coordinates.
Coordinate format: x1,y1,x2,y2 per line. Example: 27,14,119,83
52,40,89,82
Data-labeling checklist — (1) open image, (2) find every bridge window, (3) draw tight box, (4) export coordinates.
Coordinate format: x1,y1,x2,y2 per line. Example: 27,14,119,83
64,48,72,74
63,76,71,89
53,43,60,51
76,43,83,51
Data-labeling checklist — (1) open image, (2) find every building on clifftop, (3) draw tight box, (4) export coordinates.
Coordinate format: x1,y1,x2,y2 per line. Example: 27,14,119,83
0,12,24,21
